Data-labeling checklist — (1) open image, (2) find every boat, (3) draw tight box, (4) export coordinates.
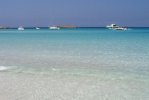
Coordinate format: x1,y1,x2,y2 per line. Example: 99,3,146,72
18,26,24,31
36,27,40,30
106,24,127,30
49,26,60,30
113,27,127,30
106,24,120,29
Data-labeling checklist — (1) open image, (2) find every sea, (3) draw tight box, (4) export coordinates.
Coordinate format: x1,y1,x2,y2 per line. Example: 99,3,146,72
0,27,149,99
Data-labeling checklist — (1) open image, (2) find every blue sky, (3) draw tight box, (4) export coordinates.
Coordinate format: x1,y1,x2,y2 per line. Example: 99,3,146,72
0,0,149,27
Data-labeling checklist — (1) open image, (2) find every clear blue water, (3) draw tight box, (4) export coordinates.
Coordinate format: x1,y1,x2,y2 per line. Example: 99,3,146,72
0,28,149,77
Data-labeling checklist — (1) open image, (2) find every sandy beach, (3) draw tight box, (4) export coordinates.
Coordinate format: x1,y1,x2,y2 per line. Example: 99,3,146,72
0,70,149,100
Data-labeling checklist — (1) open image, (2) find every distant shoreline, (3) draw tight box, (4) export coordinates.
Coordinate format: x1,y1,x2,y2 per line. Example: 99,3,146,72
1,27,149,29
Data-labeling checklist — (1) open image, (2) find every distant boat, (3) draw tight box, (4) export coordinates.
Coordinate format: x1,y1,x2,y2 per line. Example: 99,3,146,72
18,26,24,31
49,26,60,30
106,24,127,30
36,27,40,30
113,27,127,30
106,24,119,29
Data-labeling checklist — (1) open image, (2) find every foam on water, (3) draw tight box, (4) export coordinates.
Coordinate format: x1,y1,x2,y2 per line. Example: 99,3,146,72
0,65,18,72
0,66,9,71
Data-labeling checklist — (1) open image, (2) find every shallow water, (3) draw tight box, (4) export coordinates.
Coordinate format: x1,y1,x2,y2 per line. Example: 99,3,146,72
0,28,149,75
0,28,149,100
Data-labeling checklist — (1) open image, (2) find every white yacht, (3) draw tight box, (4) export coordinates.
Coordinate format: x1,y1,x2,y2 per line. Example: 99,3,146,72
36,27,40,30
49,26,60,30
113,27,127,30
106,24,119,29
18,26,24,31
106,24,127,30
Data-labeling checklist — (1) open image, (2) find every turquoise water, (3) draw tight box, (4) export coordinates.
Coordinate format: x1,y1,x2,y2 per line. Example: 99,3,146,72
0,28,149,77
0,27,149,100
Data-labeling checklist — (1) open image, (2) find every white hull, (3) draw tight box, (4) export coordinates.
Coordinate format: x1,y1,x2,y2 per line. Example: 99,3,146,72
49,26,60,30
107,24,127,30
18,27,24,31
36,27,40,30
113,27,127,30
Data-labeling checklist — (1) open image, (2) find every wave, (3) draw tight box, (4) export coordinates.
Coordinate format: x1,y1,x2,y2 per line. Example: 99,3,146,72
0,66,9,71
0,66,17,71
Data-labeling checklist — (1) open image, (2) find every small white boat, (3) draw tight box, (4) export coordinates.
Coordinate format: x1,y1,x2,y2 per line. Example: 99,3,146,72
106,24,127,30
106,24,119,29
49,26,60,30
36,27,40,30
114,27,127,30
18,26,24,31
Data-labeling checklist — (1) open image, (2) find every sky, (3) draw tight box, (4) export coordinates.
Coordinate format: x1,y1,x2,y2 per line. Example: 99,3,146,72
0,0,149,27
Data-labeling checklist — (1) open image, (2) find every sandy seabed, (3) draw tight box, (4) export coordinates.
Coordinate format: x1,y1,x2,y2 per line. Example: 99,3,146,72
0,71,149,100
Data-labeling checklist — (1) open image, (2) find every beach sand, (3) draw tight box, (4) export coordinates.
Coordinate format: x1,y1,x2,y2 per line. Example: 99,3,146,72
0,71,149,100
